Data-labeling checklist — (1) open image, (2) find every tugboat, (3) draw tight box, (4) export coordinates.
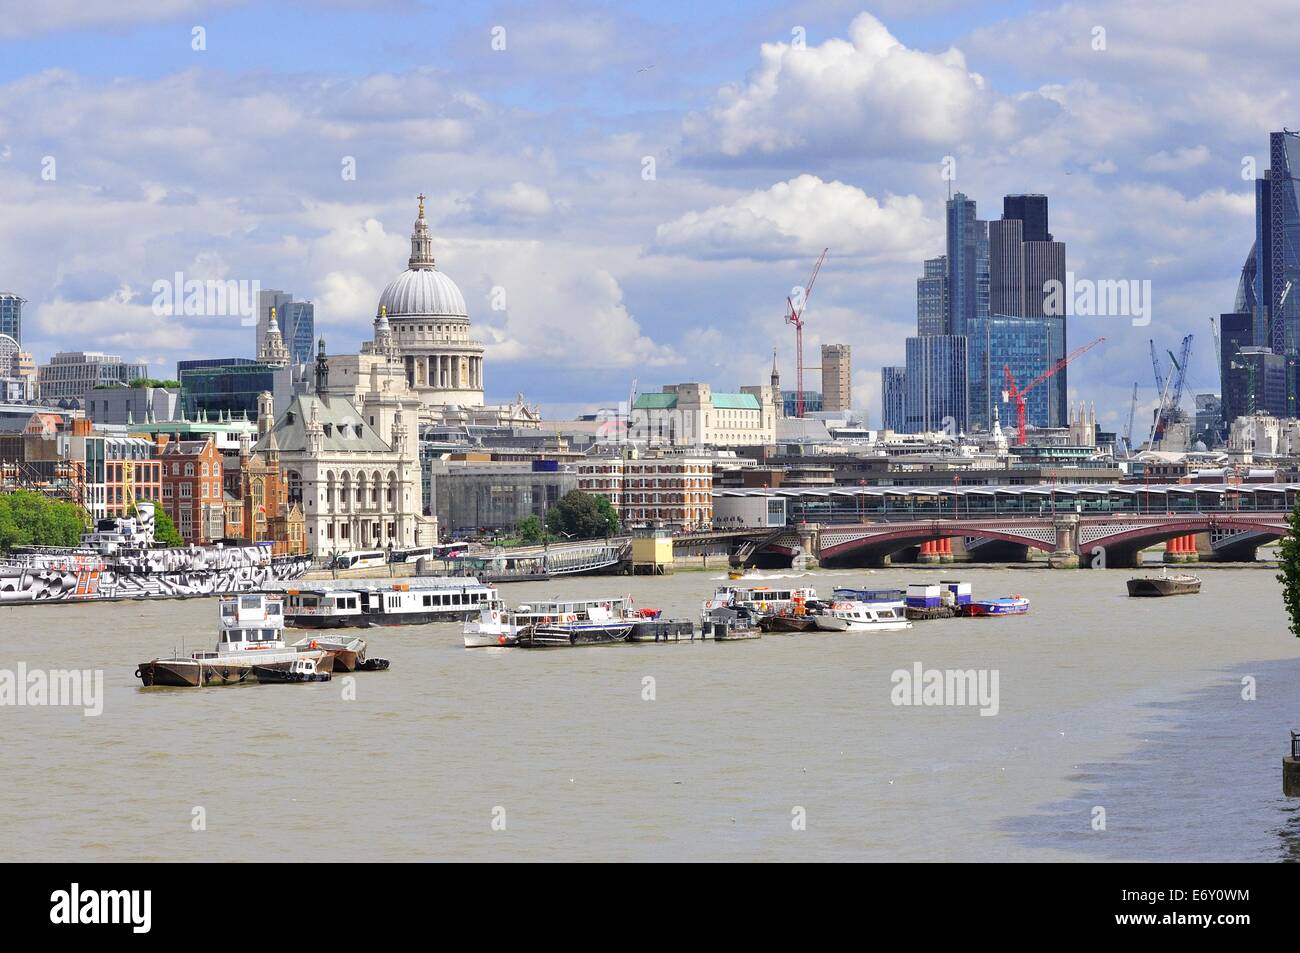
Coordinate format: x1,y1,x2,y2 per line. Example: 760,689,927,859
135,594,334,687
704,606,762,641
254,658,332,683
1127,569,1202,597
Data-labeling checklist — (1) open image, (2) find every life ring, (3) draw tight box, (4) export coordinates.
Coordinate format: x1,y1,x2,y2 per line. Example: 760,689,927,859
309,640,319,649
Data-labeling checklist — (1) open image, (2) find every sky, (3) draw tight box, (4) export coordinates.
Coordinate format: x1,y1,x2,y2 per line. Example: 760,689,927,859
0,0,1290,430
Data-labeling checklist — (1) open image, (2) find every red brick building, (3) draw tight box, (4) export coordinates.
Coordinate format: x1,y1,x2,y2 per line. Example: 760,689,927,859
158,435,224,543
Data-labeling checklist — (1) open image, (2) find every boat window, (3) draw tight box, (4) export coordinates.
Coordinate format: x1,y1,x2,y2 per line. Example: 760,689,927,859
240,595,261,609
228,631,243,642
266,602,281,616
423,595,432,607
221,602,237,618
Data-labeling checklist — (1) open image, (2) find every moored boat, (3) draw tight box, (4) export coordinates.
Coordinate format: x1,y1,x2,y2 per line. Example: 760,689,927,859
253,659,332,683
279,577,498,628
516,604,634,648
966,596,1030,617
135,594,335,688
1127,572,1201,597
818,600,912,632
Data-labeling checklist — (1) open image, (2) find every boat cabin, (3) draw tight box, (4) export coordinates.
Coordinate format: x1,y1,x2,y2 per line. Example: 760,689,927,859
216,594,287,654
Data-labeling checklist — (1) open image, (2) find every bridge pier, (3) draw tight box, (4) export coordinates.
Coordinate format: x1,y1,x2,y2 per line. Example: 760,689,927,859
797,522,821,570
1048,515,1081,569
1164,534,1200,564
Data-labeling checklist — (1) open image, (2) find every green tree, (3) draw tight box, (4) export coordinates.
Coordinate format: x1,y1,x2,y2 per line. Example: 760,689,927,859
1278,498,1300,637
0,491,88,551
545,490,619,539
517,514,545,545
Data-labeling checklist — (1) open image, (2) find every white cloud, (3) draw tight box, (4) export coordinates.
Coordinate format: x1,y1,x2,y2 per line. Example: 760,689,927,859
1143,146,1211,172
481,182,555,218
682,12,1056,162
653,174,937,262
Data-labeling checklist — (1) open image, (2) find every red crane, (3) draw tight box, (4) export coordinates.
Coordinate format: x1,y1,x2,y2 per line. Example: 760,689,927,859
785,248,828,418
1001,336,1105,445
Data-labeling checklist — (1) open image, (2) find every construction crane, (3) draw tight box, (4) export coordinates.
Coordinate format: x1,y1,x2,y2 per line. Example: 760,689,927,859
784,248,828,418
1149,333,1193,441
1001,336,1105,445
1124,382,1138,458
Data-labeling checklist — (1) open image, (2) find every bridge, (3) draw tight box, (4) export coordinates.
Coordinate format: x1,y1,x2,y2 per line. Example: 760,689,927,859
708,483,1300,568
448,537,632,580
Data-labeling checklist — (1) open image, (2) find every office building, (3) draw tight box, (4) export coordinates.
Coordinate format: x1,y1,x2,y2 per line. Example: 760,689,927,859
820,344,851,412
881,366,907,431
36,351,148,406
903,335,968,434
0,293,23,344
916,256,948,335
966,315,1051,432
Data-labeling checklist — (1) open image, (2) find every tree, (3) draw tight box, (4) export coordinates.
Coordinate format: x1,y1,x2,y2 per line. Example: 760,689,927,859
1278,498,1300,637
545,490,619,540
0,491,88,551
517,514,545,545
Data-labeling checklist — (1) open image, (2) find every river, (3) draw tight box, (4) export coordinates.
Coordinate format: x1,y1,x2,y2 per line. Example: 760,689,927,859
3,563,1298,861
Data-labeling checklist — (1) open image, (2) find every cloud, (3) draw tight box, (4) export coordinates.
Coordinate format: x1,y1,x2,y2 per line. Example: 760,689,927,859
0,0,247,39
1143,145,1211,172
681,12,1057,163
480,182,555,218
653,174,937,262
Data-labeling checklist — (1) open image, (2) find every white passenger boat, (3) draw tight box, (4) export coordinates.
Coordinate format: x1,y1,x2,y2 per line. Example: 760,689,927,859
463,596,632,648
280,577,498,628
819,600,913,632
516,604,634,648
135,594,334,687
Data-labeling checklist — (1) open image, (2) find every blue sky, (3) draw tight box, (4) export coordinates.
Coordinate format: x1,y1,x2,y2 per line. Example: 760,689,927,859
0,0,1289,428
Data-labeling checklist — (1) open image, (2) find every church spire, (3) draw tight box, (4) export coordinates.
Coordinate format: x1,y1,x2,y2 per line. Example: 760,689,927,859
408,192,435,270
259,305,290,367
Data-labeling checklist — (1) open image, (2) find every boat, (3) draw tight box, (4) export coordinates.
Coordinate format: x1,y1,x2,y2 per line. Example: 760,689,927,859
279,577,498,628
135,594,335,688
288,632,374,672
254,658,332,683
515,604,634,647
1127,570,1202,597
966,596,1030,617
818,600,913,632
0,502,310,606
463,595,690,647
705,606,762,641
702,584,818,625
760,614,817,632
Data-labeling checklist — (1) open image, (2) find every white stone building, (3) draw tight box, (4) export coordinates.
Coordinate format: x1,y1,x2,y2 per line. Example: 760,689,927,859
254,345,434,556
630,382,777,448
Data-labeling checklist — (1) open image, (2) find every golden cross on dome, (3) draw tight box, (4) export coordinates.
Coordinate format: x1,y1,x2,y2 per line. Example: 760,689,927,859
417,193,426,218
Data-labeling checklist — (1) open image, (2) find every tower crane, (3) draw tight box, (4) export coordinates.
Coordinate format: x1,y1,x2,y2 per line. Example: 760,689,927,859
784,248,827,418
1001,336,1105,445
1125,382,1138,458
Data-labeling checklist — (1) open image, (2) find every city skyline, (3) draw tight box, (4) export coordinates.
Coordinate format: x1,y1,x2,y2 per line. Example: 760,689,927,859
0,1,1286,427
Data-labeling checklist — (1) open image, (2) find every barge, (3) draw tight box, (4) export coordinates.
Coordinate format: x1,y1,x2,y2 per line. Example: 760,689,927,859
1127,571,1201,597
135,594,334,687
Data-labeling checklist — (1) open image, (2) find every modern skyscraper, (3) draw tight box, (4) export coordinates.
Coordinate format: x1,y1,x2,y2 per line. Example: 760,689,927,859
820,343,851,411
988,219,1024,317
945,194,988,336
966,315,1051,432
881,366,906,431
1002,194,1051,243
916,256,948,335
256,290,315,365
904,335,968,434
1022,240,1067,426
1219,311,1256,424
0,293,24,344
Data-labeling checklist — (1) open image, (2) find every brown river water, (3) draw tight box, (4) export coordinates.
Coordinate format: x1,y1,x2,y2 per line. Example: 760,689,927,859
3,563,1300,862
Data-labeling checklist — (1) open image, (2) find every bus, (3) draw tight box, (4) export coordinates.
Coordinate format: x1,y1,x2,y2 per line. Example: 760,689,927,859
329,550,387,571
388,543,467,564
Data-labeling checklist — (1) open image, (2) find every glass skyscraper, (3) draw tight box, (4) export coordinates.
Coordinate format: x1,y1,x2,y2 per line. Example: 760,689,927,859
880,366,907,431
916,256,948,335
0,293,23,344
257,289,314,365
945,194,988,336
904,335,968,434
967,315,1051,432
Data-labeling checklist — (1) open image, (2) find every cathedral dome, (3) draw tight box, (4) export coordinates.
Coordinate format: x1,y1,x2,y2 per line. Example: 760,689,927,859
378,268,467,319
376,192,468,320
